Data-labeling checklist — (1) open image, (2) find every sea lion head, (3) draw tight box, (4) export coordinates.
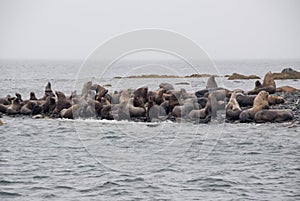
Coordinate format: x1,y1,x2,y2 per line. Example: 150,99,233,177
262,71,275,87
55,91,66,99
30,92,37,100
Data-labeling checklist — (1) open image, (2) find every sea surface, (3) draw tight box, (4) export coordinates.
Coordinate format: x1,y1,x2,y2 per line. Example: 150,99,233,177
0,60,299,200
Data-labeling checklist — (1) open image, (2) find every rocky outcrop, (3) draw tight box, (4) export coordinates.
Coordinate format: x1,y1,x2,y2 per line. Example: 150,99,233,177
226,73,260,80
272,68,300,79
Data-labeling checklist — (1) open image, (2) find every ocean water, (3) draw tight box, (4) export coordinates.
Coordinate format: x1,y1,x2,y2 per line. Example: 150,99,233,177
0,60,299,200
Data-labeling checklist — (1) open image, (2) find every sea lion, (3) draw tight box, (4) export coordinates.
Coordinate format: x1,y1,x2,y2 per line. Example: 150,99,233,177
119,89,132,103
276,86,299,93
236,93,284,106
133,86,148,106
0,103,8,113
152,88,165,105
0,95,12,105
107,91,121,104
172,98,197,118
20,101,37,115
90,84,108,101
42,96,56,115
100,105,114,120
159,83,174,91
206,75,218,89
195,89,209,98
40,82,55,100
60,104,81,119
239,91,269,122
146,94,167,121
197,97,207,109
248,72,276,95
52,91,72,116
225,91,242,120
254,109,293,123
208,89,227,117
267,95,285,105
126,97,146,119
30,92,38,100
81,81,92,96
236,93,256,107
7,97,21,115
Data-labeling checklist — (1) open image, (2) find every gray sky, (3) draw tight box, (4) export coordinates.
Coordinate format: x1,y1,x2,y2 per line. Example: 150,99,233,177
0,0,299,60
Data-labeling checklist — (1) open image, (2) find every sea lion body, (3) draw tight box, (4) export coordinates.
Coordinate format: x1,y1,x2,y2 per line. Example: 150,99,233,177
248,72,276,95
239,91,269,122
254,109,293,123
226,92,242,120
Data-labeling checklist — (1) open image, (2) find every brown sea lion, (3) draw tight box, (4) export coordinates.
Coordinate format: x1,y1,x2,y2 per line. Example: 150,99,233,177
248,72,276,95
126,97,146,118
0,95,12,105
0,103,8,113
267,95,285,105
60,104,81,119
133,86,148,106
20,101,37,115
90,84,108,101
276,86,299,92
30,92,38,100
100,105,114,120
254,109,293,123
236,93,256,107
7,97,21,115
52,91,72,116
225,91,242,120
239,91,269,122
40,82,55,100
42,96,56,114
206,75,218,89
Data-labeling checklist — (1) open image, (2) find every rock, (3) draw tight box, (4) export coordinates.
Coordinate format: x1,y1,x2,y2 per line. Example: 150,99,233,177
175,82,190,85
227,73,260,80
0,119,3,126
272,68,300,79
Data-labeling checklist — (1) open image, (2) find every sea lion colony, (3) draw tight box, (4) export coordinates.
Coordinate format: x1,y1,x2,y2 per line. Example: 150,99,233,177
0,71,299,123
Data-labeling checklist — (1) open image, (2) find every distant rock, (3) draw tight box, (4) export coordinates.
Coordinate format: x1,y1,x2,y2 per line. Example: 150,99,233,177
227,73,260,80
272,68,300,79
0,119,3,126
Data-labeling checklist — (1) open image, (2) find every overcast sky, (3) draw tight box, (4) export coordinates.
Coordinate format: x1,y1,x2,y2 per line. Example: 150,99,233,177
0,0,299,61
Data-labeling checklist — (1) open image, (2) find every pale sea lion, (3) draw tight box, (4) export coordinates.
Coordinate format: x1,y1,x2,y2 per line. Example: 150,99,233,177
254,109,293,123
239,91,269,122
226,91,242,120
206,75,218,89
81,81,92,96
